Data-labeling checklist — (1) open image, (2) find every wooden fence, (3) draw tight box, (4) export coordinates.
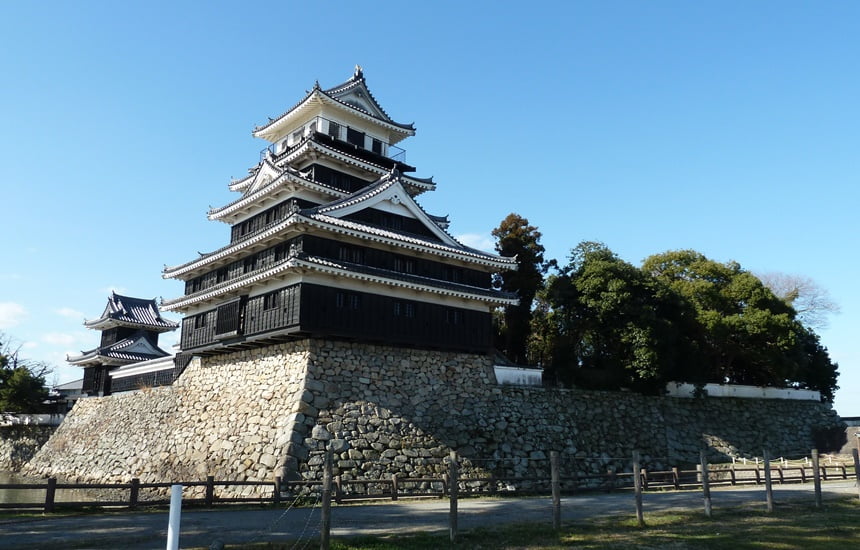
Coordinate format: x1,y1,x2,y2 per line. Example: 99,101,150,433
2,453,857,513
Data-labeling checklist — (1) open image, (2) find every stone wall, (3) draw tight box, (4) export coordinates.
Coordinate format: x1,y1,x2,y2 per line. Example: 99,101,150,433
0,426,55,470
25,340,844,495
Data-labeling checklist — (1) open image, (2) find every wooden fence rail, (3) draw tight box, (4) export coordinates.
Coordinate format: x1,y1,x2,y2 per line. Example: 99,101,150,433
1,461,855,512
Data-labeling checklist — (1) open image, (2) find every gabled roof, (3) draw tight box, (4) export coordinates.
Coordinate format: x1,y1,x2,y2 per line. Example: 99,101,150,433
163,171,515,280
210,165,346,223
253,67,415,144
67,331,172,367
84,293,178,332
302,169,457,246
242,155,282,196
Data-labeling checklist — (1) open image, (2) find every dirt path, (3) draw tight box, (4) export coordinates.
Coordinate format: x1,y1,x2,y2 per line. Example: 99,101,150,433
0,481,856,549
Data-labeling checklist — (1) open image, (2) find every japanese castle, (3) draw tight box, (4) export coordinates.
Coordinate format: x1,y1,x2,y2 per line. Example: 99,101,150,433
161,67,517,356
68,293,178,396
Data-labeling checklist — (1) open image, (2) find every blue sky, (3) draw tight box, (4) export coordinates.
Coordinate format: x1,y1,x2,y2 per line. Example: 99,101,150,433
1,1,858,414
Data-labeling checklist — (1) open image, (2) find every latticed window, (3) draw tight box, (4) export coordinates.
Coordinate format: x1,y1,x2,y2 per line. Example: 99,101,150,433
394,301,415,318
263,292,279,310
328,121,340,140
394,256,414,274
215,300,242,336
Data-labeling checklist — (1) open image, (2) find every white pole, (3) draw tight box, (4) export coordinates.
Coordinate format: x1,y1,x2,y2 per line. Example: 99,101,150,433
166,484,183,550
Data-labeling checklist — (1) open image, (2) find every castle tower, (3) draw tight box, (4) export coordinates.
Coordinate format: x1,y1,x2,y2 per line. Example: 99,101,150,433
68,292,178,396
162,67,517,355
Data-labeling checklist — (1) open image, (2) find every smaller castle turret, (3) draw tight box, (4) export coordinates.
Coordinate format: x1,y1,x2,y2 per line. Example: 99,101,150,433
68,292,178,396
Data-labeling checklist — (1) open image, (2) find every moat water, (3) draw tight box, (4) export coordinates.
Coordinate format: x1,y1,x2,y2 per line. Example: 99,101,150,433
0,470,94,505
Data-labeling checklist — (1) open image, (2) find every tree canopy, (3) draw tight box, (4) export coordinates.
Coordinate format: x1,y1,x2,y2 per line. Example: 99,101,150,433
492,213,550,365
492,223,840,401
533,242,698,394
641,250,838,400
0,334,51,413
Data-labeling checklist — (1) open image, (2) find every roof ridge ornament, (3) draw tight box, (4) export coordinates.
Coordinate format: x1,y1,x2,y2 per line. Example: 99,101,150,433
353,65,363,80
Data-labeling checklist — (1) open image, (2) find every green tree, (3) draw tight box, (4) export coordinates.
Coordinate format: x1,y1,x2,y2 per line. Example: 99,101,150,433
0,334,50,413
642,250,839,400
538,242,696,393
492,213,550,365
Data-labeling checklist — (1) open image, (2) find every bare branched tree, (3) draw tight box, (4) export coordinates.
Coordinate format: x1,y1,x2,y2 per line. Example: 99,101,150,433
757,272,840,330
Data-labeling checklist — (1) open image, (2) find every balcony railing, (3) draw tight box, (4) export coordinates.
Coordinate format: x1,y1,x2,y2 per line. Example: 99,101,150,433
259,115,406,163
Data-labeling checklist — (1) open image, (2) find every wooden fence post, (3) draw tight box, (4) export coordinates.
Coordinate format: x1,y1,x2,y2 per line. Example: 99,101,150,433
812,448,822,508
320,448,332,550
852,448,860,501
764,450,774,513
44,477,56,513
672,466,680,490
632,451,644,527
334,474,342,504
273,476,282,505
551,451,561,530
449,451,459,543
391,474,398,501
129,478,140,509
700,451,712,518
204,475,215,507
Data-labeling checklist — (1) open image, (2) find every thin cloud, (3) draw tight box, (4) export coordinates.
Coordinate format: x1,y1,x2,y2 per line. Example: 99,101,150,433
42,332,79,347
456,233,496,252
0,302,27,329
56,307,85,320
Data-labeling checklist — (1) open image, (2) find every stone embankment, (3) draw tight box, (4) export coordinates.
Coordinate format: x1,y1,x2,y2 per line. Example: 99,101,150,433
26,340,845,496
1,425,55,470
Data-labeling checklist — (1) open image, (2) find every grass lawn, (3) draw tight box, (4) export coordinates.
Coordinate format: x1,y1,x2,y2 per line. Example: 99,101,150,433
236,497,859,549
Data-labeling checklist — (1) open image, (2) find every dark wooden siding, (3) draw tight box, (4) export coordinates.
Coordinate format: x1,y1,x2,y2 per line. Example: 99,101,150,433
185,235,492,297
82,366,111,396
299,284,492,353
244,284,302,337
229,198,318,243
179,283,492,354
110,369,174,393
301,235,491,288
308,164,375,193
181,309,217,350
343,208,442,242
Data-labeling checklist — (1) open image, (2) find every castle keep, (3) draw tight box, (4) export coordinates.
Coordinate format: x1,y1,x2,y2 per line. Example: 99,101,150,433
161,66,517,356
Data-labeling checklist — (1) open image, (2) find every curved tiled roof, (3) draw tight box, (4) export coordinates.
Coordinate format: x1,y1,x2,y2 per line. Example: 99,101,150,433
230,136,434,197
162,252,517,312
300,255,517,303
208,169,346,221
165,190,515,280
67,332,172,366
253,68,415,137
84,293,178,332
